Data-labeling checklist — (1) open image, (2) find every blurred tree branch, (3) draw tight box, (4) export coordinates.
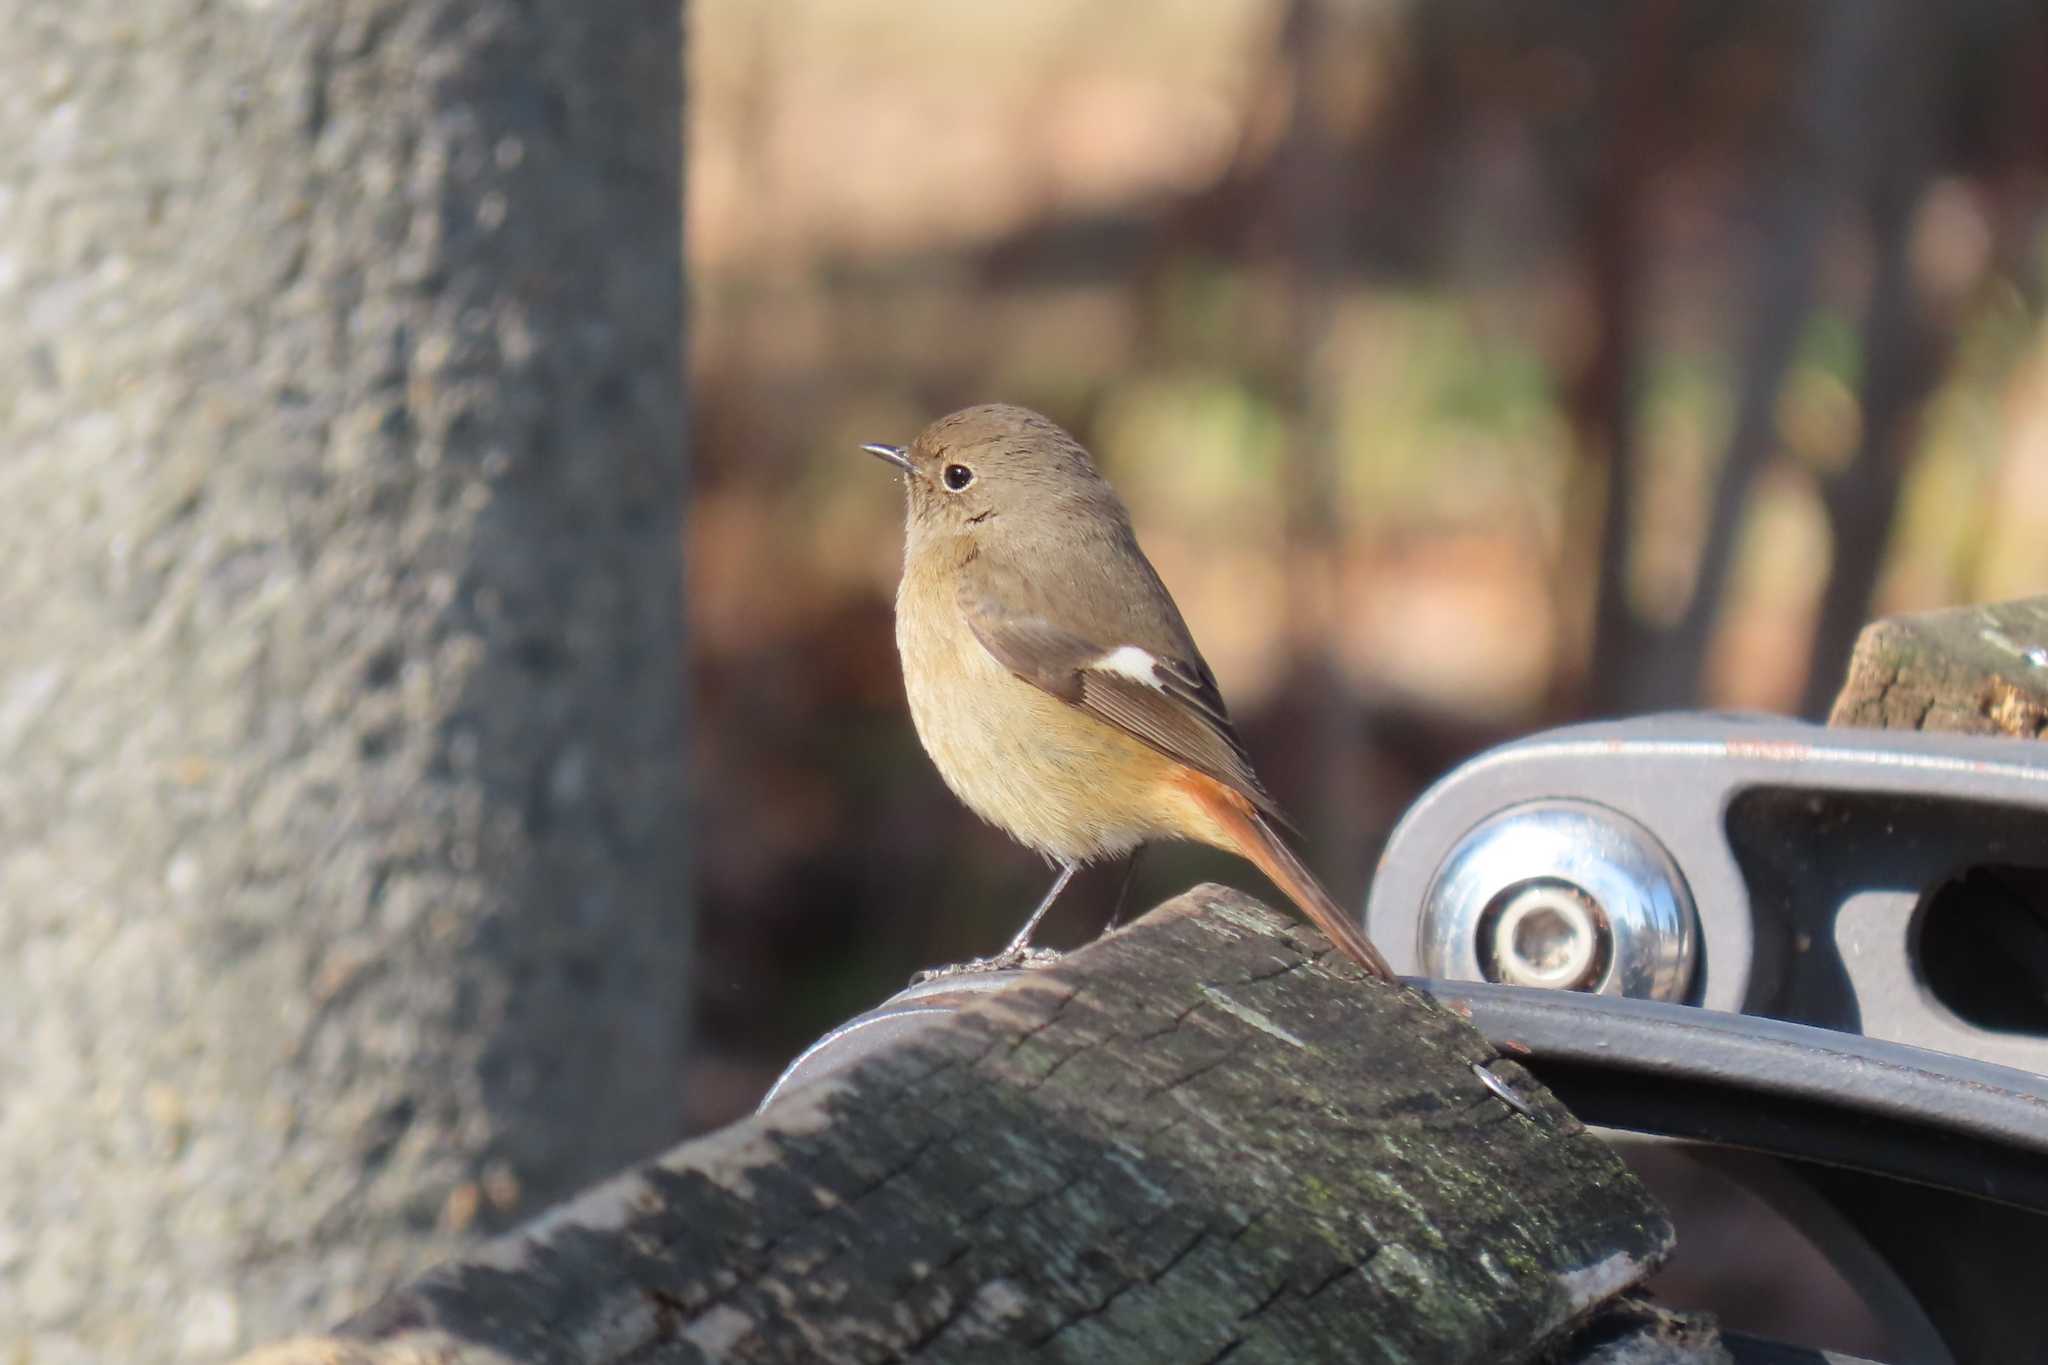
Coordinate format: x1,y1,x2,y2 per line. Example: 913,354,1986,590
1590,0,1897,713
1275,0,1374,893
1566,0,1684,714
1799,7,1953,716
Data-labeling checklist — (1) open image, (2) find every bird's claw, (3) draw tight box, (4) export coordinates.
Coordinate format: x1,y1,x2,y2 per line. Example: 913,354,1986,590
910,945,1063,986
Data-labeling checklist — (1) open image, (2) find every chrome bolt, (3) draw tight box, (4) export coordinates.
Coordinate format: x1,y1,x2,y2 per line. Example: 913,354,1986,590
1418,799,1697,1001
1487,880,1606,990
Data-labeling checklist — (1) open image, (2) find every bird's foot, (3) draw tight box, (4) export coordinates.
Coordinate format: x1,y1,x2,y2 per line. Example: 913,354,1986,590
910,945,1063,985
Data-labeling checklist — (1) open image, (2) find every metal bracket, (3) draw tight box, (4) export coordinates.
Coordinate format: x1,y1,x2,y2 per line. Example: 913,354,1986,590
1431,982,2048,1212
1364,714,2048,1074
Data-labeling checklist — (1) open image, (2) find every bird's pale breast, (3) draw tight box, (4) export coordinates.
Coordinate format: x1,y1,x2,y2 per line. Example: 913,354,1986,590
895,556,1218,863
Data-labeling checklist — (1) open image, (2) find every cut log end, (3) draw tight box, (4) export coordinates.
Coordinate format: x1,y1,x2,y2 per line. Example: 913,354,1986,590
1826,597,2048,738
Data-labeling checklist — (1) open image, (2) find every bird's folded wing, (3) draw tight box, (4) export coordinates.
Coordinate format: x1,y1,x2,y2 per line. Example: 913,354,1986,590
959,575,1284,821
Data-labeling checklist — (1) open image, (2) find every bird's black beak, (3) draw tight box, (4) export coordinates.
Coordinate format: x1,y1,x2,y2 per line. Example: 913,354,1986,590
861,442,915,475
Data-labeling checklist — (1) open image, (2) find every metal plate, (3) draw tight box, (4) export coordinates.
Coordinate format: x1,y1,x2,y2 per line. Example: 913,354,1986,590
1365,714,2048,1072
1432,981,2048,1211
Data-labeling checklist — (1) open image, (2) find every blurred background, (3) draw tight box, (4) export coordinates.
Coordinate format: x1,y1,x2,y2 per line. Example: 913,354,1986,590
7,2,2047,1359
685,0,2048,1127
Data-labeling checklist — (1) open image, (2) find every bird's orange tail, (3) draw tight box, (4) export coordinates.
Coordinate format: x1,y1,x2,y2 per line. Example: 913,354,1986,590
1183,777,1397,982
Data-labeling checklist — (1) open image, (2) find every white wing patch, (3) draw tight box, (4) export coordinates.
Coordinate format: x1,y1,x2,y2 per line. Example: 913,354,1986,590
1090,645,1166,689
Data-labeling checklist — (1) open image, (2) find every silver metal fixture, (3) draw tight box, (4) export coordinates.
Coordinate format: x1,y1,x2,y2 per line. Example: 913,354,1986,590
1417,800,1697,1001
1368,714,2048,1074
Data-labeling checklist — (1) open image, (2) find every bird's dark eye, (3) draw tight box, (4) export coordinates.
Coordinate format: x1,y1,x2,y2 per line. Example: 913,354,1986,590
942,464,975,491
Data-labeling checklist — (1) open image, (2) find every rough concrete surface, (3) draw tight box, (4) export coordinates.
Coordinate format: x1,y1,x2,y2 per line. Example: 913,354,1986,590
0,2,689,1359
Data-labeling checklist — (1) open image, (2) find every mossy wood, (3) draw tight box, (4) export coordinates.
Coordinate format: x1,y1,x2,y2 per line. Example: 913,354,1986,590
260,887,1671,1364
1827,595,2048,737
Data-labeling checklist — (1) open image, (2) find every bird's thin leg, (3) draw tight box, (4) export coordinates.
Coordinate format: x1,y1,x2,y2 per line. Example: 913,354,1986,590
1102,845,1146,934
998,860,1079,960
911,860,1082,983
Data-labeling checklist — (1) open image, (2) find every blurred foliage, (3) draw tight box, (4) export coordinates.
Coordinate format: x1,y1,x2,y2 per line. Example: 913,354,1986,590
682,0,2048,1131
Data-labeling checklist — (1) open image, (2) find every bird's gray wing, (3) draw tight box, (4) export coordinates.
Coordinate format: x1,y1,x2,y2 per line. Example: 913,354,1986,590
958,552,1284,820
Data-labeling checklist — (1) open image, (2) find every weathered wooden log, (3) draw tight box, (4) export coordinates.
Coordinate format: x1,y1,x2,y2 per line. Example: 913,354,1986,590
1826,595,2048,737
244,887,1674,1363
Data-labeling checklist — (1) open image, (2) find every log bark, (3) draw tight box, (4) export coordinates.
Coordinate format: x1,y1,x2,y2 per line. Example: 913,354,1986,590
1825,596,2048,737
0,3,688,1359
254,887,1673,1364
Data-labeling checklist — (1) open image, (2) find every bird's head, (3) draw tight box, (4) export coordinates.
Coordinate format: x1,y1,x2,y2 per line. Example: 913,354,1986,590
863,404,1117,544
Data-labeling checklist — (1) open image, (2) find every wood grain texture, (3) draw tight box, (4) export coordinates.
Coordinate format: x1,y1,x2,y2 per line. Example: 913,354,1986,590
276,886,1672,1364
1826,596,2048,737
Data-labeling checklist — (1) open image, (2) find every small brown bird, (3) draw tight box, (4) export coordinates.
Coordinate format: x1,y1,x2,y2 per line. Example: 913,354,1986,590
865,403,1395,980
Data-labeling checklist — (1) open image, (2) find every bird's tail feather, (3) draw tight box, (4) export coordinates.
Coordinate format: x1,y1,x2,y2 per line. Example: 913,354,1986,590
1241,811,1398,981
1190,778,1396,981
